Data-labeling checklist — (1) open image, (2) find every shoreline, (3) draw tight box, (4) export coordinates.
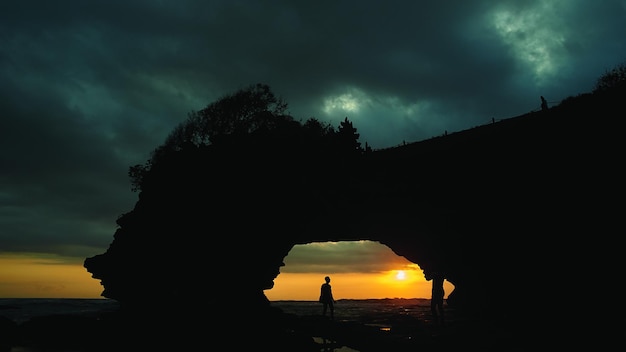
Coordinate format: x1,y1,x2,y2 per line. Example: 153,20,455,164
1,298,622,351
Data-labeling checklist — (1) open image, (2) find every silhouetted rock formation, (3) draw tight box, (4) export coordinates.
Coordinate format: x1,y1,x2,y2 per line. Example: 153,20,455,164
84,87,623,346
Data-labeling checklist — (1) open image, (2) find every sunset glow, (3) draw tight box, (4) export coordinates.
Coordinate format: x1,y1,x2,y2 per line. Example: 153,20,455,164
265,270,454,301
0,254,103,298
265,242,455,301
0,242,455,300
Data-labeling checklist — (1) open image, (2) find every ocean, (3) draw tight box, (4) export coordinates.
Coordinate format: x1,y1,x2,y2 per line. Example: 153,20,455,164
0,298,439,326
272,298,438,326
0,298,121,325
0,298,450,352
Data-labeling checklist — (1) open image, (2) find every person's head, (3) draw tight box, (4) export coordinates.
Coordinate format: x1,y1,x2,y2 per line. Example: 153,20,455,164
325,276,330,283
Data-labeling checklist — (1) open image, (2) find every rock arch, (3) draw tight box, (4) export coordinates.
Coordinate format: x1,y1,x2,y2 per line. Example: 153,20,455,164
84,95,621,344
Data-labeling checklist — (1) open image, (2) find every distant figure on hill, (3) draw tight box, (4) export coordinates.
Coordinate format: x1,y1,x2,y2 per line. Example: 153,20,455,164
425,270,445,326
541,96,549,111
319,276,335,319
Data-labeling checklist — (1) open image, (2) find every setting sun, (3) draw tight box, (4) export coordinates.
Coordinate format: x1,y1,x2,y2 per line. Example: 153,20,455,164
265,241,455,300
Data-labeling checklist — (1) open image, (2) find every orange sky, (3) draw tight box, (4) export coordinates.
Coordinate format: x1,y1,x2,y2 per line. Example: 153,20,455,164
0,253,104,298
266,241,454,301
0,241,454,300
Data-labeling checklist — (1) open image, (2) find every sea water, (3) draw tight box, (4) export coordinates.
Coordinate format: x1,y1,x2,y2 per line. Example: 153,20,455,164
1,298,443,352
0,298,121,324
272,298,435,326
0,298,436,326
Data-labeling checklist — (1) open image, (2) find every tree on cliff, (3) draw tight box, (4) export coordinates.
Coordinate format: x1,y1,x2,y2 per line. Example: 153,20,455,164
129,83,291,191
336,116,363,155
128,83,364,192
593,60,626,93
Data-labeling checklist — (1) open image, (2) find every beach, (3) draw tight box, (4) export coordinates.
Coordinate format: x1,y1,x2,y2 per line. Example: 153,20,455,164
0,298,458,351
272,299,524,351
1,298,622,351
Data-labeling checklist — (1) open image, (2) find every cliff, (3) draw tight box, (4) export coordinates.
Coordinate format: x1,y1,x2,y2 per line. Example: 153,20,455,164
84,88,623,345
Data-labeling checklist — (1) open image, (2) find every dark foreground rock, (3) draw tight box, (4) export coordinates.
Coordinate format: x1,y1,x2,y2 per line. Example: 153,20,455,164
4,307,621,352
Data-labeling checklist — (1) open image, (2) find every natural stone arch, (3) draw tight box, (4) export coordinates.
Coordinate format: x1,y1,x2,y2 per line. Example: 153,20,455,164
84,93,621,347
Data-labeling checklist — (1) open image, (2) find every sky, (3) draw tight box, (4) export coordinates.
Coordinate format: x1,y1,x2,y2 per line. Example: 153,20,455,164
1,1,625,299
265,241,455,301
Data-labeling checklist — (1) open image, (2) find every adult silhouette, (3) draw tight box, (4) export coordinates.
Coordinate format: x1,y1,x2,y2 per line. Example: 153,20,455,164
319,276,335,319
541,96,549,111
425,270,445,325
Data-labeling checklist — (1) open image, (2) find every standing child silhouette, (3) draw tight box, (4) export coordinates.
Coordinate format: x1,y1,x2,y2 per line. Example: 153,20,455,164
319,276,335,320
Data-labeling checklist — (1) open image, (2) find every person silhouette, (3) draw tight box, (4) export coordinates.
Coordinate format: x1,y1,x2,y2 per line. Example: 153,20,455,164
319,276,335,319
541,96,549,111
425,270,445,326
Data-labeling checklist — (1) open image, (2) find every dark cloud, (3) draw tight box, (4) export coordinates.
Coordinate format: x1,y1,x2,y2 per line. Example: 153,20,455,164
1,1,625,266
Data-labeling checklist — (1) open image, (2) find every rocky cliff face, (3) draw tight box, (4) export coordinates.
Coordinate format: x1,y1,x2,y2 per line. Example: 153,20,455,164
84,90,622,336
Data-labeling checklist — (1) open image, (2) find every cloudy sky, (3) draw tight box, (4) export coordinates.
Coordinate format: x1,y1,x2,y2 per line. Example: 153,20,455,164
1,1,625,298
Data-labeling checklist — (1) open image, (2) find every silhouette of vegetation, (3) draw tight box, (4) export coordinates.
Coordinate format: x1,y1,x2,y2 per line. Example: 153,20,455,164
593,60,626,93
336,116,363,157
129,83,364,192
